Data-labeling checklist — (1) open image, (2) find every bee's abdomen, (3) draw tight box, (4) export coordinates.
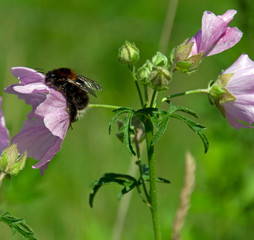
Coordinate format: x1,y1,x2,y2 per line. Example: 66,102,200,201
65,84,89,122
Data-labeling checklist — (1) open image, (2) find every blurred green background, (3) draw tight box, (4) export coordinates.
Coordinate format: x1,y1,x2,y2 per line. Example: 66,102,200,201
0,0,254,239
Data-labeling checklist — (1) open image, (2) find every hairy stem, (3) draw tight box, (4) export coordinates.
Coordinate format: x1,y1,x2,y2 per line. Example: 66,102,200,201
144,117,161,240
144,84,149,107
162,88,209,102
88,104,122,110
150,90,158,108
128,64,144,107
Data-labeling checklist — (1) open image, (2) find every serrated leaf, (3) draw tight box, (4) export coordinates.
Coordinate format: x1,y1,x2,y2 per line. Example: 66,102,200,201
135,107,162,137
0,212,37,240
171,113,209,153
135,107,158,116
165,101,199,119
89,173,137,207
108,108,134,135
174,106,199,118
119,111,136,155
149,114,160,132
156,177,171,184
167,101,179,114
151,111,170,145
112,107,134,114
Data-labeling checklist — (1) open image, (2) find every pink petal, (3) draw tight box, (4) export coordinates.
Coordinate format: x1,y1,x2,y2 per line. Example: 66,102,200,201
223,95,254,127
225,111,252,129
0,97,9,153
5,83,48,111
207,27,243,56
12,115,64,175
10,67,45,84
220,9,237,23
35,90,70,139
226,75,254,95
189,30,201,56
188,10,242,57
200,11,228,54
223,54,254,74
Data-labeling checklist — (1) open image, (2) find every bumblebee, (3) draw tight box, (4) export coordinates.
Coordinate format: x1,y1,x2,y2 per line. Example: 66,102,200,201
45,68,102,122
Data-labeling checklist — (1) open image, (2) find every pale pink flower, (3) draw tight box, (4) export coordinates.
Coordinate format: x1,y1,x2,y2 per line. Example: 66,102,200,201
5,67,70,174
189,10,243,57
216,54,254,128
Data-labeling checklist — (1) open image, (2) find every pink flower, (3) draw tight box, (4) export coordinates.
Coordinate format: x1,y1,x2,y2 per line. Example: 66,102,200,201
5,67,70,175
0,97,10,153
189,10,243,57
215,54,254,128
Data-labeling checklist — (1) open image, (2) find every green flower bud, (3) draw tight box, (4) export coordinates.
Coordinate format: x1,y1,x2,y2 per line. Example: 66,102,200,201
152,52,168,67
149,67,171,91
0,144,27,175
144,59,153,71
118,41,140,65
0,144,18,170
6,152,27,175
0,152,8,171
136,60,153,84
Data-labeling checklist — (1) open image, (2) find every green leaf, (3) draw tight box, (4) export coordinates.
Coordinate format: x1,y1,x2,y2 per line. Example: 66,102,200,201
151,111,170,145
167,101,179,114
171,113,209,153
135,107,159,130
108,108,134,134
174,106,199,119
136,108,171,146
119,111,136,155
138,164,171,184
149,114,160,132
89,173,138,207
0,212,37,240
108,108,136,155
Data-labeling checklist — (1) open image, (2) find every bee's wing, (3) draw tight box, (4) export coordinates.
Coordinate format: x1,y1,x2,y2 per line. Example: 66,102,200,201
66,76,102,97
77,75,102,91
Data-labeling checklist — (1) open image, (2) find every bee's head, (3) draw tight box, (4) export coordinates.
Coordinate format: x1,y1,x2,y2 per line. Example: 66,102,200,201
45,68,76,86
45,70,57,84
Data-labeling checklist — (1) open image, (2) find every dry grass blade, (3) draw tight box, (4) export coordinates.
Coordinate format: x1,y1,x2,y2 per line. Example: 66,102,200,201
172,151,196,240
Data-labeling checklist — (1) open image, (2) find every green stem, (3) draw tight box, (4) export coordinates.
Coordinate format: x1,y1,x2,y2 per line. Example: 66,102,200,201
88,104,122,110
162,88,209,102
144,118,161,240
136,160,150,206
156,90,166,108
135,81,144,107
128,64,144,107
144,84,149,107
0,172,6,187
150,90,158,108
